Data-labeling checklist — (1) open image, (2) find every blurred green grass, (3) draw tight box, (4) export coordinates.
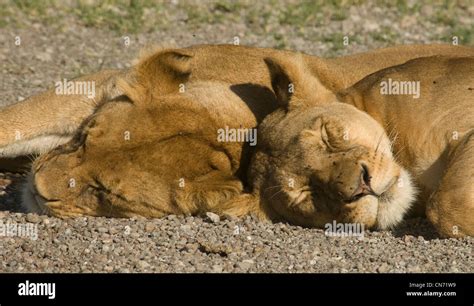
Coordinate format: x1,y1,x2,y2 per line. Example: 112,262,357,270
0,0,472,45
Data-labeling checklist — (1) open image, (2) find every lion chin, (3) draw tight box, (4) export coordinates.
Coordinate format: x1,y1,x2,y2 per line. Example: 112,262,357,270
374,169,417,229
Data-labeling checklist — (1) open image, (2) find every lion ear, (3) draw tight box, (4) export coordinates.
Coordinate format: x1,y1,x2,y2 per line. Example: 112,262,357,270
264,57,294,108
132,49,193,96
264,55,336,110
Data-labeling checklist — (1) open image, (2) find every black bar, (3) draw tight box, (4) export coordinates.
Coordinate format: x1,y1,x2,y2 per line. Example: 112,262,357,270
0,273,471,305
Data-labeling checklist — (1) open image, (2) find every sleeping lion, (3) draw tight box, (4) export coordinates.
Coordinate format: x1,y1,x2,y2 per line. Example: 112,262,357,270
0,44,472,238
249,54,473,237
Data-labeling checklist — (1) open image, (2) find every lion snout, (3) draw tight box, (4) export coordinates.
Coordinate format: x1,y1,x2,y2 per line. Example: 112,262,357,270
327,160,375,203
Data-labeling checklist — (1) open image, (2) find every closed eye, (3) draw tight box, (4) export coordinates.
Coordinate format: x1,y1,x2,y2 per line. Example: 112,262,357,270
320,123,361,154
321,124,337,151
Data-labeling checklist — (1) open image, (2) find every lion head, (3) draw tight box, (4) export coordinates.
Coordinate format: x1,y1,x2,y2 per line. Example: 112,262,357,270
21,50,255,218
249,56,417,229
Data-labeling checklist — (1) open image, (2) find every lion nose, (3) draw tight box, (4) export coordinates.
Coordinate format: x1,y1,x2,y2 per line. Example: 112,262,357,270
349,164,376,201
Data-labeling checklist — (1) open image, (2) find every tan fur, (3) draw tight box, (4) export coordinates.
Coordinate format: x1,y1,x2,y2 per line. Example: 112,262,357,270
0,69,122,159
0,44,471,234
337,56,474,237
266,55,474,237
248,58,416,229
22,81,252,218
2,44,473,161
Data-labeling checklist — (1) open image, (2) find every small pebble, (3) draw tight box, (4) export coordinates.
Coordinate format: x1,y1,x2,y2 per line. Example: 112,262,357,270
205,212,220,223
25,214,41,224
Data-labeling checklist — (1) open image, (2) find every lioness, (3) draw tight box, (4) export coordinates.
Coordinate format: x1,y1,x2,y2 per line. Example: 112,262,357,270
22,77,257,217
0,44,472,235
250,55,473,237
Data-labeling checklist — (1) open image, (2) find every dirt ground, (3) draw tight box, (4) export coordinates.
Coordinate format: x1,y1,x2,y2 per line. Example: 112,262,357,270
0,1,473,273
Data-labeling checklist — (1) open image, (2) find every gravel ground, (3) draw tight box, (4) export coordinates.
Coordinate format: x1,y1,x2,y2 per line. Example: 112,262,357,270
0,1,473,273
0,210,472,273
